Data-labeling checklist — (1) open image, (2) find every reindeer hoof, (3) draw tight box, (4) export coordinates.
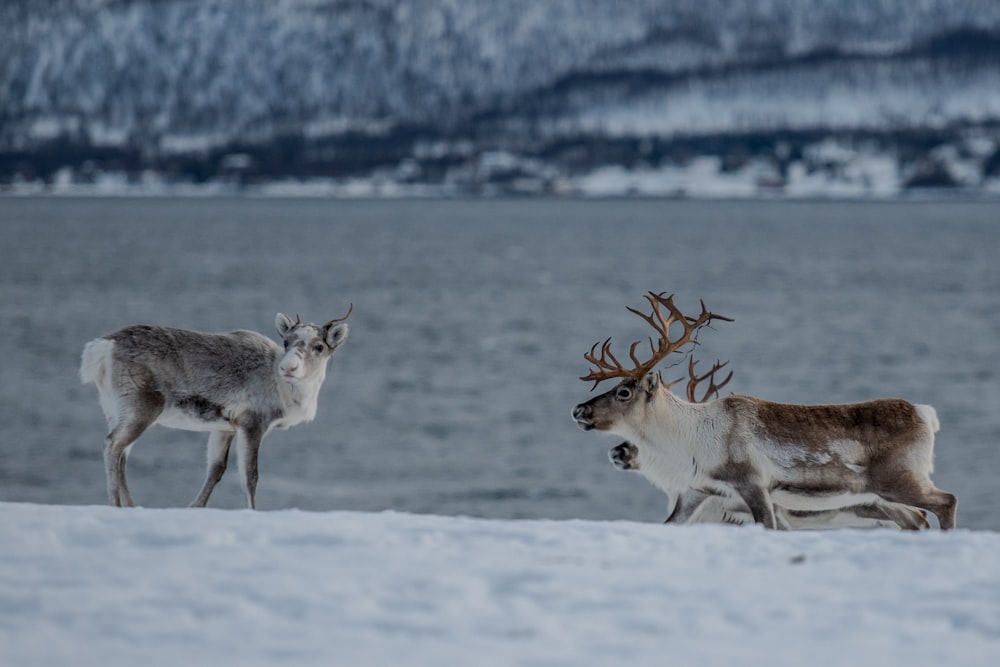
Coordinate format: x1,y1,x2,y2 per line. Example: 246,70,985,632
609,443,639,471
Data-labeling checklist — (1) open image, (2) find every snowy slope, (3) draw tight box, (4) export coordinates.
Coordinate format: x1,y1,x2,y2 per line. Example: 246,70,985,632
2,502,999,666
2,1,1000,145
3,0,1000,191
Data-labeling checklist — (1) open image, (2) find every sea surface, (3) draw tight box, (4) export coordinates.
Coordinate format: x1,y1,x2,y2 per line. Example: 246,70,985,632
1,197,997,528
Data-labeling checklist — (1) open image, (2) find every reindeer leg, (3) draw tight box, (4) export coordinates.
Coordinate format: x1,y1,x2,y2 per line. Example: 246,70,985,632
710,460,777,529
235,424,264,510
118,443,136,507
666,489,712,523
103,393,163,507
190,431,235,508
872,473,957,530
730,482,777,529
103,435,123,507
866,501,930,531
929,490,958,530
771,507,793,530
885,487,957,530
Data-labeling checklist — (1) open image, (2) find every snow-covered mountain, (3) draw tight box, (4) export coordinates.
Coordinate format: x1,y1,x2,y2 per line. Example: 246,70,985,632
3,0,1000,194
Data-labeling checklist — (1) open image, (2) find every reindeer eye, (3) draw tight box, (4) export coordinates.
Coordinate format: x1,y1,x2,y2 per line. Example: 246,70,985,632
615,386,633,401
312,344,325,354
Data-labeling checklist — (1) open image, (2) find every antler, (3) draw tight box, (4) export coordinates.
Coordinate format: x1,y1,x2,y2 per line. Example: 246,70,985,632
581,292,732,390
324,303,353,328
685,358,733,403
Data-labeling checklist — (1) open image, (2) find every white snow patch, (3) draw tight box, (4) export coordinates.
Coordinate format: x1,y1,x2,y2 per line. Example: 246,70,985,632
29,117,74,140
575,159,759,198
1,502,998,667
159,133,227,154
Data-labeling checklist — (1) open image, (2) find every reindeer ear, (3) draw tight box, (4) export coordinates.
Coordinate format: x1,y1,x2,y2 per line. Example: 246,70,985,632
641,371,661,393
325,322,349,352
275,313,296,339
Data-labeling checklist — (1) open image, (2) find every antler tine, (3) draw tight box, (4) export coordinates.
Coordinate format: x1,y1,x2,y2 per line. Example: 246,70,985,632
663,373,687,393
627,340,646,368
294,313,302,326
685,358,733,403
324,303,354,327
581,337,633,389
597,339,626,371
638,292,720,370
686,298,735,327
626,292,676,339
585,339,615,366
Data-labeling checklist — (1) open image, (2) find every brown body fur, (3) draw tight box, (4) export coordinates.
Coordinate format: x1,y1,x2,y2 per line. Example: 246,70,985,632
574,375,957,530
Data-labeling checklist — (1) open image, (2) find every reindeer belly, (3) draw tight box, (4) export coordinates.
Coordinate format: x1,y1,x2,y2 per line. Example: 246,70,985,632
771,488,881,512
750,436,877,511
157,396,235,433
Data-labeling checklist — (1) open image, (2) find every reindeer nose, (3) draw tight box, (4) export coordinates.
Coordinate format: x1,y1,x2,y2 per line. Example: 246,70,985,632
572,404,591,421
281,362,299,376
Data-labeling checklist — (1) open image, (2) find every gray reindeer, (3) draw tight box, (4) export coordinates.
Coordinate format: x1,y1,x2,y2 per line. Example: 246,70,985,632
80,308,351,508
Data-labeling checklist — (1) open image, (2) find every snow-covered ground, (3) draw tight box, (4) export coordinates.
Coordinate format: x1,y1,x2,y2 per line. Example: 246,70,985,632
2,502,998,667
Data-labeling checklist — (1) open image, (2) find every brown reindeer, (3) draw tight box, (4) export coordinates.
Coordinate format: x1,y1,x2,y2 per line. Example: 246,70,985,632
572,292,955,530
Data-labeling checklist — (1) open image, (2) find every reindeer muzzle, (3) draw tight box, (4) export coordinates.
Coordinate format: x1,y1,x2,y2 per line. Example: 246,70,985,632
572,404,595,430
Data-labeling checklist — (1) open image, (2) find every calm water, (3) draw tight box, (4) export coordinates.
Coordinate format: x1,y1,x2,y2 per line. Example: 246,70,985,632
1,197,998,528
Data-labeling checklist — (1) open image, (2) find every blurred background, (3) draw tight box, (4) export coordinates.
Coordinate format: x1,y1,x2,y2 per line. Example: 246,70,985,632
2,0,1000,196
1,2,998,528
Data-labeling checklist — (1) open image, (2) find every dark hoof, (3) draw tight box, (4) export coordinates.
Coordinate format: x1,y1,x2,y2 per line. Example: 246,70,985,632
609,442,639,471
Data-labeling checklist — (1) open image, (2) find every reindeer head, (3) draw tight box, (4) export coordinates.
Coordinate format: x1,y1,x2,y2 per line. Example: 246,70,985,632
571,292,732,435
274,305,352,382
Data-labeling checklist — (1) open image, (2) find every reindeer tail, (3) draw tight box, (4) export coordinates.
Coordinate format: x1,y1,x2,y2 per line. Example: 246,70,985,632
915,404,940,434
79,338,113,388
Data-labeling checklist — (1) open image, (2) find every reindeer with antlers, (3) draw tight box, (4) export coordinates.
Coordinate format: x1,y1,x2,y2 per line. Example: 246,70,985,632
608,360,923,529
572,292,956,530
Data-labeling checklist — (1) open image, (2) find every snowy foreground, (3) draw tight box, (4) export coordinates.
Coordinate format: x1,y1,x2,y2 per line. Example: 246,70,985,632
2,503,999,667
